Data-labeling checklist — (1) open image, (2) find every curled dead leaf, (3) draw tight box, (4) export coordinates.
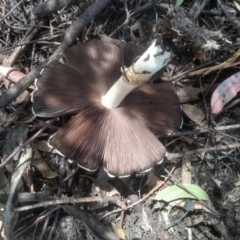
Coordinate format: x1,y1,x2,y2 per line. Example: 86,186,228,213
211,71,240,115
177,86,202,103
34,140,59,154
182,104,206,126
32,144,58,178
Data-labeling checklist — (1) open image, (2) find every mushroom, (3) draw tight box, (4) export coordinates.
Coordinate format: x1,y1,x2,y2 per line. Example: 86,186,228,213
32,40,182,177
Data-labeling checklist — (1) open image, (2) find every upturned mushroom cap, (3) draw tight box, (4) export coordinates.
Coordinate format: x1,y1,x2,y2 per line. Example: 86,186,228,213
32,40,182,176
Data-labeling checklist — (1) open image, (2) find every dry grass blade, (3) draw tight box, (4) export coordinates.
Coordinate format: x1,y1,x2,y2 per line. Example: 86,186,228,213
3,146,32,239
188,48,240,76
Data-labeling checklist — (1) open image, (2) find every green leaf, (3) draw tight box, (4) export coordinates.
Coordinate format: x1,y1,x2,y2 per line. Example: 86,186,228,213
175,0,184,8
153,184,210,202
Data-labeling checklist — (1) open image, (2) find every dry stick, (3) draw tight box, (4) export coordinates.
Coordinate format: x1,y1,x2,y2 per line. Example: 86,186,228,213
0,0,111,109
0,20,45,104
9,142,237,223
99,166,177,221
0,0,23,22
13,196,126,212
190,0,209,20
32,0,81,18
13,167,173,217
12,142,239,214
167,124,240,137
100,166,220,222
161,60,240,83
166,143,240,160
109,0,156,37
0,193,57,204
6,20,46,66
0,118,57,168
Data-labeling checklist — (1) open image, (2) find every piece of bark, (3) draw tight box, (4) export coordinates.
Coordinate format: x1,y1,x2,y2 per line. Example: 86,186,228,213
33,0,81,18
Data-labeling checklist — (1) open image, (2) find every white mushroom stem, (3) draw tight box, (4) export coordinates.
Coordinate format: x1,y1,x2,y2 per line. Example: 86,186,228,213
101,40,172,109
101,77,136,109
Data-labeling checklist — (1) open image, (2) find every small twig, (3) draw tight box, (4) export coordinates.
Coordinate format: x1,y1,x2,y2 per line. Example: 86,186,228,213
99,166,177,220
39,214,51,240
0,0,23,22
217,0,234,22
47,209,60,240
109,0,131,38
0,0,110,109
0,192,57,204
6,20,46,66
199,76,209,123
109,0,156,37
13,196,126,212
32,0,81,18
161,59,240,82
0,118,57,168
167,124,240,137
0,33,64,52
166,143,240,160
190,0,210,20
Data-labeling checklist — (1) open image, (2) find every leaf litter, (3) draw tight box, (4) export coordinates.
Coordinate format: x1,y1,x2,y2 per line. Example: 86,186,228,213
0,0,240,239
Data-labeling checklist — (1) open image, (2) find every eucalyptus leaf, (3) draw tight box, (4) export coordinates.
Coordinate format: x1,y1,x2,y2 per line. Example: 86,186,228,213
153,184,210,202
211,71,240,115
175,0,184,8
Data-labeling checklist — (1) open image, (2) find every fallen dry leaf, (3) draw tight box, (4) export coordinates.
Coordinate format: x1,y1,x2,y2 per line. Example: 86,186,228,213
180,136,194,145
211,71,240,115
32,144,58,178
111,223,126,240
177,86,202,103
34,140,59,154
145,172,163,189
182,104,206,126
